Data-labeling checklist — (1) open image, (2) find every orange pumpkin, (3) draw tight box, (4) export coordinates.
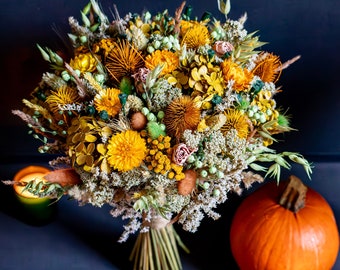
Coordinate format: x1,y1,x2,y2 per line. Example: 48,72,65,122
230,175,339,270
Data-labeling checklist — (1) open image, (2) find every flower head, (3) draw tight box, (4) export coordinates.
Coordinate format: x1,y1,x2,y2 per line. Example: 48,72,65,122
221,59,253,92
145,50,179,75
221,109,249,139
163,96,201,138
105,40,144,82
94,88,122,118
180,21,210,49
70,52,98,73
107,130,147,172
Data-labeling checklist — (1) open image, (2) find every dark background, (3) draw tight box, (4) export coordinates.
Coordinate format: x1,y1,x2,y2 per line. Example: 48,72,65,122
0,0,339,269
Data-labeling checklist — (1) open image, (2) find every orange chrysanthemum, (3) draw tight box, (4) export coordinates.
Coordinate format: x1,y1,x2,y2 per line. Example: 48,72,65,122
181,23,210,49
163,96,201,138
253,52,282,83
221,59,254,92
94,88,122,117
107,130,147,172
145,50,179,75
105,40,144,82
221,109,249,139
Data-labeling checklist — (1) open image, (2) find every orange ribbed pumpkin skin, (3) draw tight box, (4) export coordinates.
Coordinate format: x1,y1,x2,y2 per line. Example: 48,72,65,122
230,181,339,270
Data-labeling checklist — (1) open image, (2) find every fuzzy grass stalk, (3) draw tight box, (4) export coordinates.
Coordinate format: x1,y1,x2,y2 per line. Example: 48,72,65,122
129,224,189,270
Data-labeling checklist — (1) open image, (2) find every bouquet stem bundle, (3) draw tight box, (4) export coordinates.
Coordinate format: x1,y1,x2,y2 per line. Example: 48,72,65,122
130,222,189,270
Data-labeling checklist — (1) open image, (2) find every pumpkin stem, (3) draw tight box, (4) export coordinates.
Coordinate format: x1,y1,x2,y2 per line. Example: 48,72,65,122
279,175,307,213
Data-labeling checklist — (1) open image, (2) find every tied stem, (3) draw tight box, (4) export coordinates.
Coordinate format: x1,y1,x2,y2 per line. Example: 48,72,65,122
130,224,189,270
279,175,307,213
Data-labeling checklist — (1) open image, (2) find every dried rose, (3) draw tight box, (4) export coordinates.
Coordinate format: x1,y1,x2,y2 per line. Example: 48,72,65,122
172,143,196,165
213,41,234,57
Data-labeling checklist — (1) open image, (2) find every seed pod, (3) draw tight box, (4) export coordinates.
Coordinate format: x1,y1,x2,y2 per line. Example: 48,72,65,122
177,169,197,196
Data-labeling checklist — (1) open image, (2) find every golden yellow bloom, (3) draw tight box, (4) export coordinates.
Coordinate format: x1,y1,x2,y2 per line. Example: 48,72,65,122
253,52,282,83
70,52,98,73
94,88,122,117
92,38,115,58
45,86,80,115
251,90,278,126
145,50,179,75
221,59,253,92
163,96,201,138
181,23,210,49
107,130,147,172
221,109,249,139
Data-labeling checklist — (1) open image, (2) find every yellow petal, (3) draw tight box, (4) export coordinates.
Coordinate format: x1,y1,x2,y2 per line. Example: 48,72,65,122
97,143,107,155
188,77,196,88
194,82,204,92
85,134,97,142
87,142,95,154
191,68,201,81
75,142,85,153
167,76,178,85
85,155,94,166
76,154,87,165
198,65,208,76
72,133,84,144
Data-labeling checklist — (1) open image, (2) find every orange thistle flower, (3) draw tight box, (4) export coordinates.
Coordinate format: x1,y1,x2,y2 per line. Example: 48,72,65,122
221,109,249,139
221,59,254,92
145,50,179,75
107,130,147,172
94,88,122,117
163,96,201,138
105,40,144,82
253,52,282,83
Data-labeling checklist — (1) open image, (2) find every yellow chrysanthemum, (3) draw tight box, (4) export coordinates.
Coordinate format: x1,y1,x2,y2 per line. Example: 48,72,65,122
221,109,249,139
45,86,81,115
221,59,254,92
94,88,122,117
107,130,147,172
145,50,179,75
181,24,210,49
69,52,98,73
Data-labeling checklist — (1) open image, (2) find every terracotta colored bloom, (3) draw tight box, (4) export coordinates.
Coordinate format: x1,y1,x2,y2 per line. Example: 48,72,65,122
163,96,201,138
94,88,122,117
145,50,179,75
221,59,253,92
70,52,98,73
221,109,249,139
107,130,147,172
